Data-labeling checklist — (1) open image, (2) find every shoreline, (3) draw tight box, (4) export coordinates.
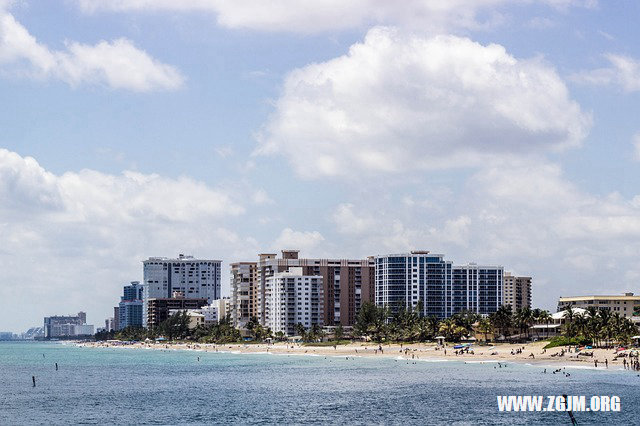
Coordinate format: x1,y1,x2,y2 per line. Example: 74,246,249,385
77,340,636,370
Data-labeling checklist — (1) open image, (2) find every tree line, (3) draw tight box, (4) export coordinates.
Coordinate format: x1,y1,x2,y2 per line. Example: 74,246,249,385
95,302,638,346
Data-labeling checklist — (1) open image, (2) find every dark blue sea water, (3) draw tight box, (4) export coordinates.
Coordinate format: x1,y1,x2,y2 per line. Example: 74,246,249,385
0,342,638,425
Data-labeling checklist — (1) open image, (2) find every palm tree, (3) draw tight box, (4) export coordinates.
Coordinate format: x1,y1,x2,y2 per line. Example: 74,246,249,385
490,305,513,340
476,317,493,343
439,319,466,342
295,323,307,341
537,310,552,339
585,307,600,346
426,316,440,340
562,306,577,337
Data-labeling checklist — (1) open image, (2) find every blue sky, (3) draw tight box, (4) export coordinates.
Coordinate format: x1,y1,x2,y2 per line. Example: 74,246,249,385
1,0,639,332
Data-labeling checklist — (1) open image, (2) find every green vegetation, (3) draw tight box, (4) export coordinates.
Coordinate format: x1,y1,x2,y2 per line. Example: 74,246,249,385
95,301,639,346
95,314,242,344
559,306,637,347
354,302,480,343
543,336,590,349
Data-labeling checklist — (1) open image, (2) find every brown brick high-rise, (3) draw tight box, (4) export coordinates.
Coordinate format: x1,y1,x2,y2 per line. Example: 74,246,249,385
254,250,374,327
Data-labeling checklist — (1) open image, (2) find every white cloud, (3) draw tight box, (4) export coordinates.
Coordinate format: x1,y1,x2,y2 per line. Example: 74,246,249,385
75,0,595,33
0,148,251,331
330,159,640,309
331,203,376,235
252,189,275,205
572,54,640,92
257,28,590,178
271,228,325,252
0,7,183,91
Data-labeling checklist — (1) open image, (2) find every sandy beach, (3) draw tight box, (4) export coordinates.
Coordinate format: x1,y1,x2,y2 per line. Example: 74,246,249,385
79,340,638,369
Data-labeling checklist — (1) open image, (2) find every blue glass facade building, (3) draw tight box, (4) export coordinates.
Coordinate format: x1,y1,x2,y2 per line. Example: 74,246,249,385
375,251,503,318
118,281,144,330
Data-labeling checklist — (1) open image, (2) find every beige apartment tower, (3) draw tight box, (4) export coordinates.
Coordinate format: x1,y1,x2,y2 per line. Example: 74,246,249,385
503,272,532,311
230,262,258,329
255,250,374,327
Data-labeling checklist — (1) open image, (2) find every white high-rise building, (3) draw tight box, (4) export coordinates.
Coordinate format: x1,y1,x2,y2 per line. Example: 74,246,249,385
265,267,324,336
142,254,221,327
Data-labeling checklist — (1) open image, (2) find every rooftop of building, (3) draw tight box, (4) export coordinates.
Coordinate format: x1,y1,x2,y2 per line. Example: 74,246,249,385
551,307,588,320
256,250,374,264
377,252,446,258
558,293,639,302
230,261,258,266
144,254,221,263
504,272,532,279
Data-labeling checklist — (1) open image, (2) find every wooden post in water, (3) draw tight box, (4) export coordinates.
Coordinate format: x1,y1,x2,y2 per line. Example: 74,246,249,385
32,376,36,387
563,394,577,425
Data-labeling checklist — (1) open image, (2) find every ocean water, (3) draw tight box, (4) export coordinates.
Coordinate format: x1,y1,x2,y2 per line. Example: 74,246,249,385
0,342,638,425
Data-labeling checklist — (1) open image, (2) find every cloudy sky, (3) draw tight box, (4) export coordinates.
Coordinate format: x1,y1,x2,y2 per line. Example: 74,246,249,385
1,0,639,332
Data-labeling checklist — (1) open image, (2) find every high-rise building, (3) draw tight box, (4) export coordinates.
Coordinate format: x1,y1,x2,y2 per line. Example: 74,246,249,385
375,251,503,318
255,250,374,327
118,281,144,330
265,267,324,335
503,273,532,311
142,254,221,327
557,293,640,319
230,262,257,329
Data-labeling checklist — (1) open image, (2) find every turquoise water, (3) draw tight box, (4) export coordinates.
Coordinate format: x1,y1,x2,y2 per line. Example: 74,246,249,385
0,342,638,425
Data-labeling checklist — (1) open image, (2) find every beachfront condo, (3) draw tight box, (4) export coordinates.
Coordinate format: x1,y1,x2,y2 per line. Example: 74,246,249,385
253,250,375,328
142,254,221,327
375,251,503,318
264,267,324,336
117,281,144,330
230,262,258,329
503,273,532,312
557,293,640,320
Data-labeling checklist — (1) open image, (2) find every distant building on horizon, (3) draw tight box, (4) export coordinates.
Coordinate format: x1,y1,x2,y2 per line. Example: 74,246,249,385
142,254,222,327
118,281,144,330
264,267,324,336
0,331,16,340
44,312,94,338
557,293,640,319
105,317,115,332
375,251,503,318
503,273,532,311
113,307,120,331
22,327,45,340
